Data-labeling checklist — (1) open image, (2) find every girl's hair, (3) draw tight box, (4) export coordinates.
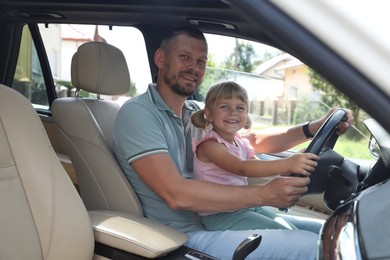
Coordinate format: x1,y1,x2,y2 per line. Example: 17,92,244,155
191,81,252,129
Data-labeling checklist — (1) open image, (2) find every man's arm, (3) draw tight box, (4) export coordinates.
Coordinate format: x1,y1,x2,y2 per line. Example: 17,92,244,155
246,108,353,154
131,153,310,213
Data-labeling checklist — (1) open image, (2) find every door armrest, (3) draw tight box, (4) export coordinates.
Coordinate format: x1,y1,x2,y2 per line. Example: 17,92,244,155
89,210,188,258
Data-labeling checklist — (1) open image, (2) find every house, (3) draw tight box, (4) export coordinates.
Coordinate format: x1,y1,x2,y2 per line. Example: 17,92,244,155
255,53,319,124
60,24,94,82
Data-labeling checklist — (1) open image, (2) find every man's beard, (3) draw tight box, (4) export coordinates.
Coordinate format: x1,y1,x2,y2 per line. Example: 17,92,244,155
164,71,202,97
171,82,197,97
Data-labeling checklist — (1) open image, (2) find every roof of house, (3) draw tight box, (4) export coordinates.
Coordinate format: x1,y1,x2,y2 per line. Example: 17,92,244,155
61,24,93,41
255,52,304,79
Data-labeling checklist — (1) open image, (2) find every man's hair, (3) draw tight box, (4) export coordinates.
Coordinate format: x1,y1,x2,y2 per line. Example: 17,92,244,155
160,26,207,50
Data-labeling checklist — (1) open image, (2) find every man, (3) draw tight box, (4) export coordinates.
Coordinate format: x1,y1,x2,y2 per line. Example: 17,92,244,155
113,26,352,259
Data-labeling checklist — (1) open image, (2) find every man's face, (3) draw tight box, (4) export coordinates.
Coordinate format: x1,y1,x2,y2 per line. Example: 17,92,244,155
161,34,208,97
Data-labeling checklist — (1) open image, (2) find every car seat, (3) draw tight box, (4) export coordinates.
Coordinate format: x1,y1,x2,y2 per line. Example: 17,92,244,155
51,41,142,215
0,83,94,259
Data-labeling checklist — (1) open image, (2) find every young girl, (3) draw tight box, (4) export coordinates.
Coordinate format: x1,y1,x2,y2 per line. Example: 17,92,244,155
191,81,319,231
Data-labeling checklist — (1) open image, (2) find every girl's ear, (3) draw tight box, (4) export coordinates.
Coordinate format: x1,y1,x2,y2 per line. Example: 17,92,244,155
243,115,252,129
204,107,213,123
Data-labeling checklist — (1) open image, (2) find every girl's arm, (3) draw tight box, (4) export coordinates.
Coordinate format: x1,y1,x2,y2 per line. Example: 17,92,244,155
196,139,319,178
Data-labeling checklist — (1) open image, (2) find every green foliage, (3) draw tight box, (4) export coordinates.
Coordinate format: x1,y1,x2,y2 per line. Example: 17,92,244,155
308,67,357,111
223,39,260,72
293,99,327,124
56,79,73,89
79,89,96,98
128,81,137,97
334,137,372,160
198,53,230,100
291,135,372,160
199,67,230,100
200,40,274,101
307,68,368,140
260,50,279,61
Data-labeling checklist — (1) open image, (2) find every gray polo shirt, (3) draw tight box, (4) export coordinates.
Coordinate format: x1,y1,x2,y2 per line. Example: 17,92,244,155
113,84,204,232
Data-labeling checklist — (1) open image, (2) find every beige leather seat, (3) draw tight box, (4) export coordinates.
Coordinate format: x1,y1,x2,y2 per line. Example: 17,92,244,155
51,42,188,258
52,41,142,216
0,82,187,259
0,84,94,259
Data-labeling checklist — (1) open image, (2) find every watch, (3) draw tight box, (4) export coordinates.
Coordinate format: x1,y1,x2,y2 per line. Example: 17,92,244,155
303,121,314,139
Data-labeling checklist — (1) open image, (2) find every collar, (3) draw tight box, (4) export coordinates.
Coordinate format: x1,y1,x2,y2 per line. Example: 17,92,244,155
147,83,198,116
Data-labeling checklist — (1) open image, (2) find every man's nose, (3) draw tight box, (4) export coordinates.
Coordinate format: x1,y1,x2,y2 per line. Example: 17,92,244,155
186,60,200,71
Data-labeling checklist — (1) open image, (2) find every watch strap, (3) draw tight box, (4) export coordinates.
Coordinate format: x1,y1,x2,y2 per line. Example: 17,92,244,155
303,121,314,139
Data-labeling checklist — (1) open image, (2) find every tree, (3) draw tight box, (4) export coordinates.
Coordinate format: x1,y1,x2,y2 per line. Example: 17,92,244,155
223,39,260,72
308,68,367,139
198,53,228,100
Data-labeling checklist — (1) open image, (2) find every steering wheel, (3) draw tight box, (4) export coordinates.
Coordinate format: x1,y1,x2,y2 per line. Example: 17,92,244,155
298,109,347,195
279,109,348,212
305,109,347,156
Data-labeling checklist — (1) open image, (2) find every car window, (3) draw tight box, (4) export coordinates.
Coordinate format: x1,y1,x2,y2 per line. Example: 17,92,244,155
13,24,151,109
202,34,372,160
12,23,372,161
13,25,49,110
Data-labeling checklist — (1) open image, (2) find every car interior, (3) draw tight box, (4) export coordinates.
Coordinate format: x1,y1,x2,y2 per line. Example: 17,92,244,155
1,0,390,259
0,14,261,260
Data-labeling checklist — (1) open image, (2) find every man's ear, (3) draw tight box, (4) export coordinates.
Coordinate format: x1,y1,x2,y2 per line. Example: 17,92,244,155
154,48,164,69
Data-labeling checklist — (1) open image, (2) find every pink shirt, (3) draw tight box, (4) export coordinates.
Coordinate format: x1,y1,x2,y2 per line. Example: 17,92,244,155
193,130,256,187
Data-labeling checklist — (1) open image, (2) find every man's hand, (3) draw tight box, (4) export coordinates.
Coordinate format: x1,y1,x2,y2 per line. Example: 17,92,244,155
315,108,354,136
260,176,310,208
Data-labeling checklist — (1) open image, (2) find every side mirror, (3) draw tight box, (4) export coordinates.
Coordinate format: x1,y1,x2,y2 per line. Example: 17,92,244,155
368,135,380,159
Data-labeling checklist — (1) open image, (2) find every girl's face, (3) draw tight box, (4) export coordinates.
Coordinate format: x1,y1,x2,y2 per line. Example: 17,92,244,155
206,96,248,143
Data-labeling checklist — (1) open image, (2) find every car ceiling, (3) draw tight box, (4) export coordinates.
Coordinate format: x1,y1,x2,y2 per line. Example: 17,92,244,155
0,0,277,47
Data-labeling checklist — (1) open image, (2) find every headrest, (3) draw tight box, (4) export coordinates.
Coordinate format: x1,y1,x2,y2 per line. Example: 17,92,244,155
71,41,130,96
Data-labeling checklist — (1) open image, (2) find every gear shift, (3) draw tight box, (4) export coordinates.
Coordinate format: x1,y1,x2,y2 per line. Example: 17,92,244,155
232,234,262,260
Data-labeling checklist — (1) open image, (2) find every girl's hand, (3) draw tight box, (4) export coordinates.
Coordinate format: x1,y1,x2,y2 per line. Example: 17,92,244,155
281,152,319,176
